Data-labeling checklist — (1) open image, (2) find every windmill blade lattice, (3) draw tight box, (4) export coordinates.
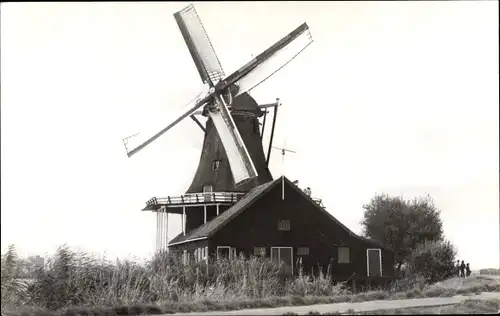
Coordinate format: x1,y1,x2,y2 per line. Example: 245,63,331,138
174,4,225,86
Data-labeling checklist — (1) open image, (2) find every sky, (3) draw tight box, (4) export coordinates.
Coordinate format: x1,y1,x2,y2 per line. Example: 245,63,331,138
1,1,498,269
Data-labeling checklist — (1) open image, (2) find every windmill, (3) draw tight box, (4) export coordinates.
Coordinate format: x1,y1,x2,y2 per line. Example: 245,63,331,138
122,4,313,187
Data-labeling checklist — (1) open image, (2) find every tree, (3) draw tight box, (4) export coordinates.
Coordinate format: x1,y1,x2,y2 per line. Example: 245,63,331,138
361,193,444,274
406,240,457,283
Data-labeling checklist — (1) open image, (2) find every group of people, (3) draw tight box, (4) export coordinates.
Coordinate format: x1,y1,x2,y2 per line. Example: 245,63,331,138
292,180,312,197
456,260,472,278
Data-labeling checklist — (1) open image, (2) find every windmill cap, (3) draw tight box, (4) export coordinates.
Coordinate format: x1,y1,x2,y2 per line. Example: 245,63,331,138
230,93,263,115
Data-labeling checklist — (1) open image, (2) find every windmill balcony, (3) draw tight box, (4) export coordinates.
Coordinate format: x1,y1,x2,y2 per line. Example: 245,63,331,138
142,192,325,213
142,192,246,212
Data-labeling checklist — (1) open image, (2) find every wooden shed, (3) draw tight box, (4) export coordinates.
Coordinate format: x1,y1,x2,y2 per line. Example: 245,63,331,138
167,176,395,288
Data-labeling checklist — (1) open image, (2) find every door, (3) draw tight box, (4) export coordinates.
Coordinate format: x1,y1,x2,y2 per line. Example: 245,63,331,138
217,246,236,260
203,185,213,202
367,249,382,277
271,247,293,276
217,246,230,260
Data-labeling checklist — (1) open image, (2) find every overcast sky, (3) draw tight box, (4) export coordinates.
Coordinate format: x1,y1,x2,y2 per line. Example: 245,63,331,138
1,1,498,269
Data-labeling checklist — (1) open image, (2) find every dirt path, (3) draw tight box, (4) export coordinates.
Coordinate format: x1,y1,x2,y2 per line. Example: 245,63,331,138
168,292,500,315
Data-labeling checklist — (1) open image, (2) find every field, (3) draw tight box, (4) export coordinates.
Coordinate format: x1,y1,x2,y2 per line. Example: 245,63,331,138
1,246,499,316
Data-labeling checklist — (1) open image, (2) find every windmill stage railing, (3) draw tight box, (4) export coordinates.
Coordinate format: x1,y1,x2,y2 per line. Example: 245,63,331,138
143,192,246,210
142,192,324,211
312,198,325,208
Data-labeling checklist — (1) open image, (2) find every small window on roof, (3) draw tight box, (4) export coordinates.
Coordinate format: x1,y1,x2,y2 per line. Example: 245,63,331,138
212,160,220,170
278,220,290,231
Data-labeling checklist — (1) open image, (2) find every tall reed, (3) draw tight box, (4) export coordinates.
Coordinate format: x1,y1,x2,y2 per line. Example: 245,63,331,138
1,245,346,311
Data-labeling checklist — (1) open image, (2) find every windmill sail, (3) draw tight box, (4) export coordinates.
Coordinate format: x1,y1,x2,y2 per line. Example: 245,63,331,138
125,4,313,190
222,23,312,96
174,4,225,86
124,93,210,158
209,95,258,186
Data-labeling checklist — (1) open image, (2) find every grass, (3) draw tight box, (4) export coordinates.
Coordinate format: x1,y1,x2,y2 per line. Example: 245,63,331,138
1,245,499,316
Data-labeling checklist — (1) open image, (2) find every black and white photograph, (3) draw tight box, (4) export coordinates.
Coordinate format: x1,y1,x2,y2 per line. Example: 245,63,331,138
1,1,499,315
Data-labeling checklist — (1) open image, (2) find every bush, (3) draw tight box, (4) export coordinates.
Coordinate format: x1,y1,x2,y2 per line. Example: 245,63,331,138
405,240,457,284
479,268,500,276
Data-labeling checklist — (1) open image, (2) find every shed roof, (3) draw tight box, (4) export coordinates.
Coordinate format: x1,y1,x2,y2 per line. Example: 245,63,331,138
169,178,279,245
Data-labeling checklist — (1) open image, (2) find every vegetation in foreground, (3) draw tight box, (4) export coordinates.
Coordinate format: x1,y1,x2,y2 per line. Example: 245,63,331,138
480,268,500,276
2,245,500,316
2,193,496,315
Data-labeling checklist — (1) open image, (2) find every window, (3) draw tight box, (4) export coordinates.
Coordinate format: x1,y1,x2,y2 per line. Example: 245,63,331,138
195,247,208,262
278,220,290,231
254,247,266,256
217,246,237,260
338,247,350,264
212,160,220,170
182,250,188,265
297,247,309,256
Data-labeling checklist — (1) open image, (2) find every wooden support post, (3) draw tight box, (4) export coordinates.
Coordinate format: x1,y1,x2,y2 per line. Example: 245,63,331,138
204,205,207,224
266,101,279,166
190,115,206,133
166,211,169,251
216,204,219,216
260,110,268,140
182,206,186,236
160,209,163,250
156,211,159,251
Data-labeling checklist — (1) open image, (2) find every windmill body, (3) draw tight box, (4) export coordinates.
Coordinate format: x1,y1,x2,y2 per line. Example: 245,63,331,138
187,93,273,194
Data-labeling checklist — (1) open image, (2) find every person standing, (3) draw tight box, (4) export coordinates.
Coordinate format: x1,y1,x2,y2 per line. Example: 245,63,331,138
456,260,461,277
466,263,471,277
304,187,311,197
460,260,466,278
